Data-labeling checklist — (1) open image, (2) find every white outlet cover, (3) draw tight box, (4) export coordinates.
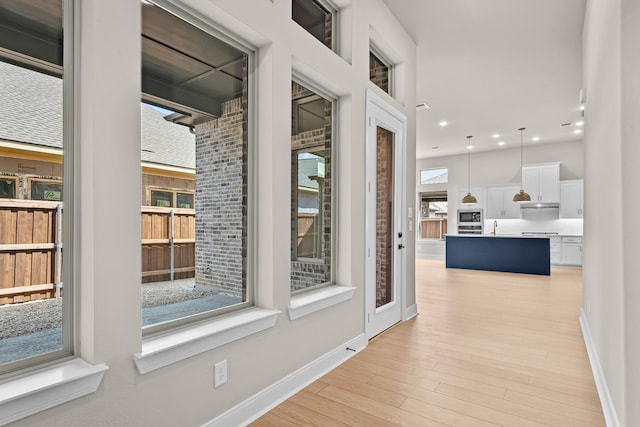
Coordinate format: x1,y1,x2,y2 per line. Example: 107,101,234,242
214,360,227,388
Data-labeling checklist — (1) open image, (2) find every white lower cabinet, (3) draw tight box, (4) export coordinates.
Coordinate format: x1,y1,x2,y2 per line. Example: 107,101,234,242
561,237,583,266
550,237,562,264
550,236,582,267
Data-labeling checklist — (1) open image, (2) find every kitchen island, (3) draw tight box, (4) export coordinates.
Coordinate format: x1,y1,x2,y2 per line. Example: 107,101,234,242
445,234,550,275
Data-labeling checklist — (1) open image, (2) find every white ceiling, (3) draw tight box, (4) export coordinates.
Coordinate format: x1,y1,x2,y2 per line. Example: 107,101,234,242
381,0,586,159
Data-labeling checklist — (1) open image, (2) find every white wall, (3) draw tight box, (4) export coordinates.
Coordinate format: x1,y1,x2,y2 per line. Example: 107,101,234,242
9,1,416,425
621,0,640,422
583,0,640,424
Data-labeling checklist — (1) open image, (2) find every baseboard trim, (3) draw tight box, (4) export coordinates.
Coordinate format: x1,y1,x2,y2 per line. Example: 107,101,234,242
579,308,620,427
202,334,367,427
403,303,418,321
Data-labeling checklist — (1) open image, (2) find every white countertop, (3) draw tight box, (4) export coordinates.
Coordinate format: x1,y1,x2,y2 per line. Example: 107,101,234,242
446,233,583,238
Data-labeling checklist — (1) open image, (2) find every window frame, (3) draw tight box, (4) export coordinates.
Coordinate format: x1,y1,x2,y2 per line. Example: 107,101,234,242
0,0,75,379
139,0,258,338
290,74,338,296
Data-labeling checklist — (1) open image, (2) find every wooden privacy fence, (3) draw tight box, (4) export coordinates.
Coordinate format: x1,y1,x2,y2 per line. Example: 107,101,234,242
420,218,447,240
297,212,320,258
141,206,195,283
0,200,62,305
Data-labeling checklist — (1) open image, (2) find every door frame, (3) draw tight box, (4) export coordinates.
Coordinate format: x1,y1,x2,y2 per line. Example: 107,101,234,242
365,89,407,340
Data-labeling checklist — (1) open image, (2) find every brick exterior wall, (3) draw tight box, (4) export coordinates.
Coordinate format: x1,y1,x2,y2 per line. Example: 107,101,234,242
376,127,393,307
194,59,248,299
324,11,332,49
370,52,390,94
291,82,332,292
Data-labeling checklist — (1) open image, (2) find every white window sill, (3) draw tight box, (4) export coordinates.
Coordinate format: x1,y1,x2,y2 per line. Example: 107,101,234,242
0,358,108,426
288,285,356,320
133,308,280,374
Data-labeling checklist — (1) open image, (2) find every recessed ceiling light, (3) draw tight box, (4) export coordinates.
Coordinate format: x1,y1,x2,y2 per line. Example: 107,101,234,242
416,103,430,110
579,105,585,111
438,120,448,127
575,121,584,126
573,129,582,134
498,141,505,146
492,133,500,138
467,145,473,150
532,137,540,142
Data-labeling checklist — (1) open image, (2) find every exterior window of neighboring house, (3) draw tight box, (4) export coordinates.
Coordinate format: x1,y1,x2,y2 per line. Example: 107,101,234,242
292,0,336,50
291,80,335,293
0,0,72,373
140,2,252,334
419,192,448,241
29,178,63,201
0,176,17,199
149,188,195,209
420,167,448,185
369,50,391,95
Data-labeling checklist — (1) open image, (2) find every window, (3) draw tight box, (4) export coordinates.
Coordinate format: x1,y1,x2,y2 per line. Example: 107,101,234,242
418,192,448,240
140,3,252,334
0,176,17,199
369,50,391,94
0,0,72,373
420,167,448,185
292,0,335,50
30,178,63,201
291,80,334,293
148,188,195,209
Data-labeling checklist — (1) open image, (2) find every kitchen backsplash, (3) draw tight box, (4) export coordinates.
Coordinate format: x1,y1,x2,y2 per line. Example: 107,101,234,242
484,218,583,236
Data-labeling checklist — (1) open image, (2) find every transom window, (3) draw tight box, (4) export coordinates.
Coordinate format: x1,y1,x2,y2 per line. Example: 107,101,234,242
420,168,448,185
369,50,391,94
292,0,336,50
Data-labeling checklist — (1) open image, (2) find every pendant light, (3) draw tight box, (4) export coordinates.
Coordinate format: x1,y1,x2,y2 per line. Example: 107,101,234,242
461,135,477,204
513,127,531,202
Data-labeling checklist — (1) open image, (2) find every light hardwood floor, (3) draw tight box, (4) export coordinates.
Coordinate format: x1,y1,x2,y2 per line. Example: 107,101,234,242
251,259,605,426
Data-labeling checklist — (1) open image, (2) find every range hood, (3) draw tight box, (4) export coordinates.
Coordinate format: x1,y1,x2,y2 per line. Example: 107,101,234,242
519,202,560,209
520,202,560,220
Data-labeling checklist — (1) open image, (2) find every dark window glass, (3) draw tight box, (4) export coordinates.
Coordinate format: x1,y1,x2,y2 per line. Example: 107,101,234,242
292,0,333,49
370,51,390,93
176,192,194,209
31,180,63,201
0,178,17,198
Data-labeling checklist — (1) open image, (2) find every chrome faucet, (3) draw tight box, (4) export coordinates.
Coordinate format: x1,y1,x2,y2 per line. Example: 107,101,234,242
492,220,498,235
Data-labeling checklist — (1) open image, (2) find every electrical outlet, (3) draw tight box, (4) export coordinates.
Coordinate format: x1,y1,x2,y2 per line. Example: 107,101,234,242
214,360,227,388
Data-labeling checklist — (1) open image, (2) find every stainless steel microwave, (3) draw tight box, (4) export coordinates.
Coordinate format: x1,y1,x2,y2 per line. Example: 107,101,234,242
458,209,483,224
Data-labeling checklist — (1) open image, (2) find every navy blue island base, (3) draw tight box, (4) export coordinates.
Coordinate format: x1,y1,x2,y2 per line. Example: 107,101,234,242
445,235,551,276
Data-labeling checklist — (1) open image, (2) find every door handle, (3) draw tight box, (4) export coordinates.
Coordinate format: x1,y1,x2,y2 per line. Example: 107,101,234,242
398,244,406,250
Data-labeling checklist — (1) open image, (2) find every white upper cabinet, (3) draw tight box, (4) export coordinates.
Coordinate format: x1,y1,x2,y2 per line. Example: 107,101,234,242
486,185,521,219
522,163,560,203
560,180,584,218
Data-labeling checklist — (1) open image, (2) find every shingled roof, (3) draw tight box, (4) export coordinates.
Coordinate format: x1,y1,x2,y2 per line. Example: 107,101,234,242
0,61,195,169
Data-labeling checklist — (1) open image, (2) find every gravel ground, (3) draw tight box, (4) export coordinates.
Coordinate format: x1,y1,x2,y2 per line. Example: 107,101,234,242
0,278,223,340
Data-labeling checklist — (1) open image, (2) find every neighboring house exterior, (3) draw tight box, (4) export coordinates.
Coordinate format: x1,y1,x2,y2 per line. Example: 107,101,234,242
0,61,196,206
